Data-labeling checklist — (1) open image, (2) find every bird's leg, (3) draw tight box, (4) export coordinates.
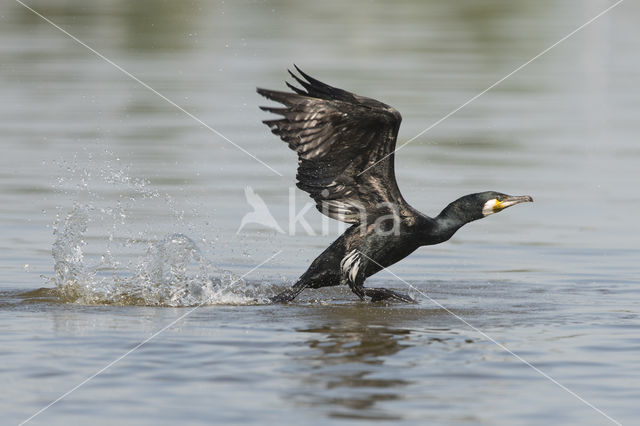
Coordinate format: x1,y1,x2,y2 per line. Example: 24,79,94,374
363,287,416,303
342,248,415,303
269,280,308,303
347,278,366,301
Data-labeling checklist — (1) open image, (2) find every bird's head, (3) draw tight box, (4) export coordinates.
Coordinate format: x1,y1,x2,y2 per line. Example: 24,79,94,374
478,191,533,217
438,191,533,226
431,191,533,244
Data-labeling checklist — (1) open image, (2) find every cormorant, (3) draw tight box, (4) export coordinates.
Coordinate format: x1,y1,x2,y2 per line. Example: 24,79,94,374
258,67,532,303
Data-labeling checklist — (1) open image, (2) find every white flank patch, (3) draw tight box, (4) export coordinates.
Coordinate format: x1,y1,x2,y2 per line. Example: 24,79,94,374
340,250,361,283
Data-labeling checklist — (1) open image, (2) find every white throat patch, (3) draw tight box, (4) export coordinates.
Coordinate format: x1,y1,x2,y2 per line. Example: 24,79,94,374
482,199,499,216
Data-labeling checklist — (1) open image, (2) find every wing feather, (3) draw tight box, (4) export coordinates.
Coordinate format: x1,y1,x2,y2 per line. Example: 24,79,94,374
258,67,407,224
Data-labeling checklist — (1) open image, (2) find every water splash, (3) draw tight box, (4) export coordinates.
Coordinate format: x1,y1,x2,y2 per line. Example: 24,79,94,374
46,152,276,306
51,203,92,303
124,233,265,306
49,204,270,306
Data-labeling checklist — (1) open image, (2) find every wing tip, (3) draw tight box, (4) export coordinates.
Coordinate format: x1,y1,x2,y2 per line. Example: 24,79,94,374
257,87,305,107
256,87,273,98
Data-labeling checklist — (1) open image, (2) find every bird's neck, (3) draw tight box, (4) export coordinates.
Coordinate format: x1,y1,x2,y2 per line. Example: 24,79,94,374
427,198,482,245
431,215,465,244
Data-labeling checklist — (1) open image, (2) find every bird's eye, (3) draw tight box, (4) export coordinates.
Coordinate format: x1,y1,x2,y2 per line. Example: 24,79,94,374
496,196,503,202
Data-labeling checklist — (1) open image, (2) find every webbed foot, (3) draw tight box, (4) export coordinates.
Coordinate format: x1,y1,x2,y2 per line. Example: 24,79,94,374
269,283,307,304
364,288,417,303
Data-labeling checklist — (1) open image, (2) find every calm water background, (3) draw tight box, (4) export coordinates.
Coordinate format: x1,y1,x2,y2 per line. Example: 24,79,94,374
1,0,639,425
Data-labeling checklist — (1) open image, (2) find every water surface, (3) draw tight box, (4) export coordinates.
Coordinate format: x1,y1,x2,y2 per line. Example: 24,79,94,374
1,1,639,425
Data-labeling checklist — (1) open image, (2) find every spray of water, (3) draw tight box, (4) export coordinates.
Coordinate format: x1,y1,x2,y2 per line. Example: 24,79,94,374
45,152,274,306
49,203,271,306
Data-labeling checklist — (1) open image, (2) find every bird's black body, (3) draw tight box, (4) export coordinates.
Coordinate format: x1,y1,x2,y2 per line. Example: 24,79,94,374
258,67,532,303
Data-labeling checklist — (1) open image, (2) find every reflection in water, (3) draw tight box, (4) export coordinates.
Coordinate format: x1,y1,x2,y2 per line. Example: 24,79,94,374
281,304,473,421
295,320,411,420
282,304,455,421
12,0,205,52
122,0,207,52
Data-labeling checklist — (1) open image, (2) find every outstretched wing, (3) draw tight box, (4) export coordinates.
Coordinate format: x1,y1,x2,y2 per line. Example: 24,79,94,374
257,66,407,224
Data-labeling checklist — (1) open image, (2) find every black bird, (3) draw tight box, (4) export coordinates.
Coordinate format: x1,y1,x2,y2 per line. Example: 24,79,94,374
258,67,532,303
